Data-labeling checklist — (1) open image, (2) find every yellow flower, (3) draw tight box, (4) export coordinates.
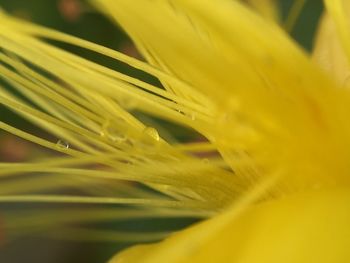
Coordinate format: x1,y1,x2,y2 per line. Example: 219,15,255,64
0,0,350,262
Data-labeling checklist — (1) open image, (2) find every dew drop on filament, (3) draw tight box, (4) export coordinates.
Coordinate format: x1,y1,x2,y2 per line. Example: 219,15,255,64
143,126,160,142
100,120,127,143
56,139,69,149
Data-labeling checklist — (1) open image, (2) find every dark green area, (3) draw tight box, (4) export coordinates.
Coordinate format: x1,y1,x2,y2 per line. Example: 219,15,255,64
280,0,324,51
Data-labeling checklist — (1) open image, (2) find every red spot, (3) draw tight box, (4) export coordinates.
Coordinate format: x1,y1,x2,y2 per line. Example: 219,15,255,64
119,42,143,59
58,0,82,22
0,135,31,162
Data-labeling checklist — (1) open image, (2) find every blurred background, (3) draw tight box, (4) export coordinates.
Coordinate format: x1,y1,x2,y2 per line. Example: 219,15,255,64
0,0,323,262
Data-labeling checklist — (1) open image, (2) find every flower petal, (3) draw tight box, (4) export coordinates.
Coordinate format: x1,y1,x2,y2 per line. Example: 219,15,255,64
324,0,350,65
94,0,350,196
110,188,350,263
313,10,350,85
243,0,280,22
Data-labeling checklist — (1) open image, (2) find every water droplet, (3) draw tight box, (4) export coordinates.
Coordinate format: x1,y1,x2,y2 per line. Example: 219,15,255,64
143,127,160,142
99,129,106,138
100,120,109,135
109,132,127,143
56,139,69,149
100,120,127,143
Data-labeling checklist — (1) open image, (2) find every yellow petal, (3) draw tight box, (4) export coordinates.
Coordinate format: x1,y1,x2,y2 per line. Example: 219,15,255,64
110,188,350,263
242,0,280,22
312,11,350,86
324,0,350,67
92,0,282,104
93,0,350,197
168,0,350,190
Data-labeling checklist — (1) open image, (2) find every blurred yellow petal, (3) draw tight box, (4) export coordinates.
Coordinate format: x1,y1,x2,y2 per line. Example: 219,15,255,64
93,0,350,261
95,0,350,195
243,0,280,22
324,0,350,64
313,10,350,85
111,188,350,263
